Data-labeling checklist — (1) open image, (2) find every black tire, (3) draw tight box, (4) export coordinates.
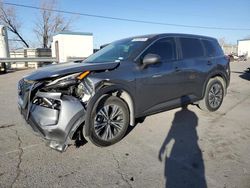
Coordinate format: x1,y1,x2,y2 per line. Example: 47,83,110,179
199,77,225,112
1,63,7,73
89,95,129,147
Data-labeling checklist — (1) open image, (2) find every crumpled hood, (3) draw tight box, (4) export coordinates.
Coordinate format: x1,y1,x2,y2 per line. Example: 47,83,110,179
25,61,120,81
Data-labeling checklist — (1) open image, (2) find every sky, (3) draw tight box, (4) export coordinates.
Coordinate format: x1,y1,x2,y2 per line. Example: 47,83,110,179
3,0,250,48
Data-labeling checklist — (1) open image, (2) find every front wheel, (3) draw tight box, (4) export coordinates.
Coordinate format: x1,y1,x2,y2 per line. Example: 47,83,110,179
198,77,225,112
89,96,129,147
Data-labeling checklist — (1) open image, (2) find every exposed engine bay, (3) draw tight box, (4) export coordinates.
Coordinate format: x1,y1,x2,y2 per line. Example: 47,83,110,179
35,73,95,110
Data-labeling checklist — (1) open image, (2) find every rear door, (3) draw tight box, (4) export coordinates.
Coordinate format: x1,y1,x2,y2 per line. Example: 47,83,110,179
175,37,209,99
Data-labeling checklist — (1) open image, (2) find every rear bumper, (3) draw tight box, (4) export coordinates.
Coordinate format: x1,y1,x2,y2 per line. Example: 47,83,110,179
18,91,86,152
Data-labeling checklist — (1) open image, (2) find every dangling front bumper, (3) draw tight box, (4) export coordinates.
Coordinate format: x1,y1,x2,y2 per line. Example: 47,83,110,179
17,80,86,152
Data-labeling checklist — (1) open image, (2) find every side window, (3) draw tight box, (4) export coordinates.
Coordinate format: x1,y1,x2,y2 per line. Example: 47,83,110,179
202,39,216,57
180,38,204,58
143,38,177,61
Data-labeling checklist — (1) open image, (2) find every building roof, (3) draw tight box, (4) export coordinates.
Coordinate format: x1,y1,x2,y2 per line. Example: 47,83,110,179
238,38,250,42
55,31,93,36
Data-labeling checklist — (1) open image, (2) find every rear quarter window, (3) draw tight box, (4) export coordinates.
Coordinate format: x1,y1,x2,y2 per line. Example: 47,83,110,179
179,37,204,59
214,40,224,56
202,39,223,57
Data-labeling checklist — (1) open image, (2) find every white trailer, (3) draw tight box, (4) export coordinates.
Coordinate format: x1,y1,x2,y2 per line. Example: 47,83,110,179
238,39,250,58
51,32,93,63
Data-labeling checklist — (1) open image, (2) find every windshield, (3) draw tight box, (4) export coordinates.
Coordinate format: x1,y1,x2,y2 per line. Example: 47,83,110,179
83,38,149,63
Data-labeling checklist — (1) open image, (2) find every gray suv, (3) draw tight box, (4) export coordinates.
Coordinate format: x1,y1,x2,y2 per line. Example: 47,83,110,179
18,33,230,151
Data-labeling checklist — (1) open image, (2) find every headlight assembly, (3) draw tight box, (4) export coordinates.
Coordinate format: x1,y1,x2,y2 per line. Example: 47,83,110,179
45,71,90,89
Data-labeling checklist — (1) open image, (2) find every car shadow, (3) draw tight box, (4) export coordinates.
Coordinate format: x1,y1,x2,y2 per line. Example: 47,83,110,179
124,116,147,138
71,117,147,149
239,68,250,81
70,125,88,148
74,130,88,148
158,105,207,188
231,69,250,81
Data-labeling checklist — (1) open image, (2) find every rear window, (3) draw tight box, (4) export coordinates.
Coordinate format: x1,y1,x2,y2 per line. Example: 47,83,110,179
180,38,204,59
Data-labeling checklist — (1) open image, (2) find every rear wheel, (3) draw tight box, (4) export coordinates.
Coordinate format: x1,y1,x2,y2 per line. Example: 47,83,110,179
199,77,225,112
89,96,129,147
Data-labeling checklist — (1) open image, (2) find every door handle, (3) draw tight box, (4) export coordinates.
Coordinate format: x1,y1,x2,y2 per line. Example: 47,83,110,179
207,61,212,65
175,67,180,72
152,74,162,78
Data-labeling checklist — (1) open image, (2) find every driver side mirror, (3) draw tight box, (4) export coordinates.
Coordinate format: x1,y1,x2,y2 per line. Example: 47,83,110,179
142,53,161,69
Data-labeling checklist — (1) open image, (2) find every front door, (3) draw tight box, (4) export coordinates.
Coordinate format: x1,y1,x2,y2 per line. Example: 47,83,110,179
135,37,181,115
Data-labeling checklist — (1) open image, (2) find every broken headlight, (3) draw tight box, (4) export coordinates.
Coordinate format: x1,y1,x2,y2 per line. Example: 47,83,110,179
44,73,81,89
75,77,95,102
43,71,94,103
44,71,91,89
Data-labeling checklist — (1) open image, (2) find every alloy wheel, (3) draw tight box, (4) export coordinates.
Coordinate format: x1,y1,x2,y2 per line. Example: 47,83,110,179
208,83,223,109
94,104,125,141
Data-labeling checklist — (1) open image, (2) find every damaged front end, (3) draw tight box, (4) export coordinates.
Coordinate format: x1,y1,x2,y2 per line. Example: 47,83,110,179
17,71,95,152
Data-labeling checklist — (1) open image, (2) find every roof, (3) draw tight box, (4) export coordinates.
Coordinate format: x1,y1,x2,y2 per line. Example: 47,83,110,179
122,33,216,41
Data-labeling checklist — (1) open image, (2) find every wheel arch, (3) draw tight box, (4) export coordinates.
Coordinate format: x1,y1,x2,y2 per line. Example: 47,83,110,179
84,83,135,137
202,71,227,98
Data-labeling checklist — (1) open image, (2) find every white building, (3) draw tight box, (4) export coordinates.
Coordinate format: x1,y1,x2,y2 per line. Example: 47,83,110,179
51,31,93,63
238,39,250,57
221,44,237,55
